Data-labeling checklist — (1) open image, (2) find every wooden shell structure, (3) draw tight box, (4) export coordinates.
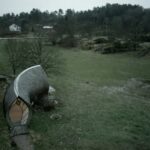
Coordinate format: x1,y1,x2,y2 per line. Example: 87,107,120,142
3,65,49,137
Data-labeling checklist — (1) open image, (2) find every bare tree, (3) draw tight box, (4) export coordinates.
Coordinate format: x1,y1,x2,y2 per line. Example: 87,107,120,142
28,39,63,74
5,40,21,75
5,39,63,76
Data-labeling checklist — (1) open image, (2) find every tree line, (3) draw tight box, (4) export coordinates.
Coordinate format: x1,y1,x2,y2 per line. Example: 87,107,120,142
0,3,150,38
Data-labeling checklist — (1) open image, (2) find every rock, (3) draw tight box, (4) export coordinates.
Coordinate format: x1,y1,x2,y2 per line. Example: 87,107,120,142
50,113,62,120
49,86,56,93
30,130,41,143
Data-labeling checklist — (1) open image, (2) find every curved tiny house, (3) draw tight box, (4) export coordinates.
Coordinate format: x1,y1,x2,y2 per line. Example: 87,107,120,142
3,65,49,139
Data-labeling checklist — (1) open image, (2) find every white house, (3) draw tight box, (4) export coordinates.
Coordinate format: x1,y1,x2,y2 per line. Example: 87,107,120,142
42,26,53,29
9,24,21,32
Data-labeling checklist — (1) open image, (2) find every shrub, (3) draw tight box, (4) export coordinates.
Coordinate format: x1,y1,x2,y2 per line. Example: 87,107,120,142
58,35,77,48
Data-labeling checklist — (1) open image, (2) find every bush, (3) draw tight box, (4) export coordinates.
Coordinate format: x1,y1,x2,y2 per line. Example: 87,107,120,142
59,35,77,48
138,34,150,42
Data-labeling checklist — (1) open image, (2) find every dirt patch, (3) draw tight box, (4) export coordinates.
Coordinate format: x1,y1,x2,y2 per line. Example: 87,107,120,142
124,78,150,98
99,78,150,98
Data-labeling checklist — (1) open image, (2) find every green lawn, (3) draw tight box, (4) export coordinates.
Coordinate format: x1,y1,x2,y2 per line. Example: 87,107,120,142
0,47,150,150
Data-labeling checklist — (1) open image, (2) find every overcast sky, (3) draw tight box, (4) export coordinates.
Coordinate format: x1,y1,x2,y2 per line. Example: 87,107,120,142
0,0,150,16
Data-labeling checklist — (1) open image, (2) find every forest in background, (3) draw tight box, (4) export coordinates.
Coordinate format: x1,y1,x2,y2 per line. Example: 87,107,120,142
0,3,150,38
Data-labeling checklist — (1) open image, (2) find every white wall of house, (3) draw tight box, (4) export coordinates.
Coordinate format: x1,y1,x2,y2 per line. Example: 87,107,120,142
43,26,53,29
9,24,21,32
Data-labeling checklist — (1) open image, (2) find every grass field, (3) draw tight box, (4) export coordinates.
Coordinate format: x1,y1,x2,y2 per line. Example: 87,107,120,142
0,46,150,150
